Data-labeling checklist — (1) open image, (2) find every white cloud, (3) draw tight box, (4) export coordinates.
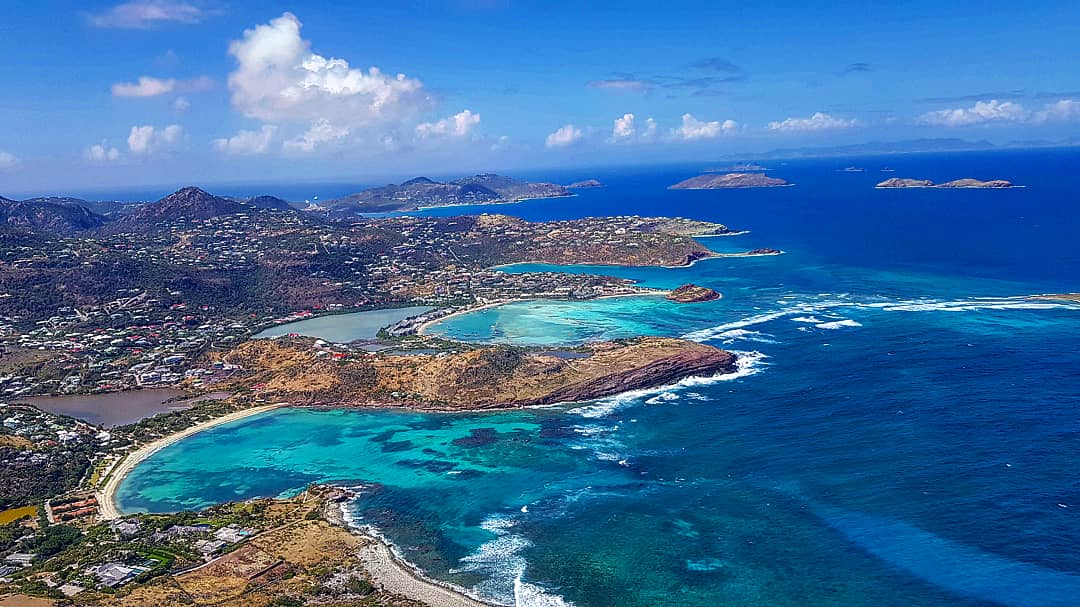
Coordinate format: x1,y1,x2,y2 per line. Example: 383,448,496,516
127,124,183,155
112,76,176,97
768,112,858,132
282,120,350,153
0,151,20,171
173,96,191,112
214,125,277,155
415,109,481,139
916,99,1026,127
111,76,213,98
226,13,432,130
490,135,512,152
545,124,583,148
86,0,205,29
84,144,122,162
609,113,658,143
612,113,635,140
1034,99,1080,123
674,113,737,140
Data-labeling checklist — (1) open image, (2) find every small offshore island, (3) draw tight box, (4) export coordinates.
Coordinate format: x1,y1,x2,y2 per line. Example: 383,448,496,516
669,172,791,189
566,179,603,188
667,284,722,303
876,177,1018,188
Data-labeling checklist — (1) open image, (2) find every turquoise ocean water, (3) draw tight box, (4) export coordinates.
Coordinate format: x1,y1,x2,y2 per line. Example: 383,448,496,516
118,149,1080,606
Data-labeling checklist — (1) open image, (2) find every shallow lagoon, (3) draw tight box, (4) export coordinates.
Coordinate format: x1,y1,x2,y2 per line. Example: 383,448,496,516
253,305,434,342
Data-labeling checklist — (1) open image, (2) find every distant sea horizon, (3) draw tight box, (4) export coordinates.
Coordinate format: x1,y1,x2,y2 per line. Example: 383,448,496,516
10,144,1080,204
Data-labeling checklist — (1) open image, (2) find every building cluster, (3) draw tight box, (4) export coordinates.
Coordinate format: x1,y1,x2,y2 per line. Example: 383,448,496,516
0,211,708,397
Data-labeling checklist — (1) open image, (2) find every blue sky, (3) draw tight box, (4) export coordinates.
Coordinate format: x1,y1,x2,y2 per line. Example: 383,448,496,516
2,0,1079,194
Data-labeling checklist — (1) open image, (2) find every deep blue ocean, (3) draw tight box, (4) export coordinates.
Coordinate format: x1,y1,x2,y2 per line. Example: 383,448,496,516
118,149,1080,606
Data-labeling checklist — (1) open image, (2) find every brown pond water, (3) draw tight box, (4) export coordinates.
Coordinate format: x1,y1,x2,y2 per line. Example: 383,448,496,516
22,390,230,427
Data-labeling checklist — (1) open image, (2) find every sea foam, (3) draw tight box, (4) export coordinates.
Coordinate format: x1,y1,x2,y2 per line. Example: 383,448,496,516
571,350,768,419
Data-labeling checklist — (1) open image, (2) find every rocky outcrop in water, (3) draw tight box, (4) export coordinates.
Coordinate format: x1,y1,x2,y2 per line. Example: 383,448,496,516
876,178,1015,188
669,173,789,189
667,284,721,303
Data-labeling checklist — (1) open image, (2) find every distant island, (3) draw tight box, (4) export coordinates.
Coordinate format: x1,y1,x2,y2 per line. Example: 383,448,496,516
566,179,603,188
876,178,1017,189
706,163,768,172
323,173,571,214
669,173,790,189
667,284,721,303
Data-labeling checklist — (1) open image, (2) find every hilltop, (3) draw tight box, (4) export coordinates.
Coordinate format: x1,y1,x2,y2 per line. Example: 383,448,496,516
323,173,571,214
0,195,108,235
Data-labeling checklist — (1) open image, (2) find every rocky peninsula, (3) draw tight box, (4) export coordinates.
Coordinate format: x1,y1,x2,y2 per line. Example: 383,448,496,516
669,173,790,189
876,178,1016,188
667,284,722,303
216,336,737,410
566,179,603,188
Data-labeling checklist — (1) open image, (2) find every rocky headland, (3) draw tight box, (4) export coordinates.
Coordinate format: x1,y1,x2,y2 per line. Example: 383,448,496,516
566,179,603,188
669,173,790,189
216,336,737,410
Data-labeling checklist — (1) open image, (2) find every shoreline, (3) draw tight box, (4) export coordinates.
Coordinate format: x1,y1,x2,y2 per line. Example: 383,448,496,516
324,503,492,607
96,403,286,520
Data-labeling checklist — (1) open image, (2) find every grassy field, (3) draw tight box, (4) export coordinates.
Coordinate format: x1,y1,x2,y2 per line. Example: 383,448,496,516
0,505,37,524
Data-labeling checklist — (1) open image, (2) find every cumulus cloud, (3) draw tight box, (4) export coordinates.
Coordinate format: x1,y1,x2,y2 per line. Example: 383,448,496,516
415,109,480,139
673,113,737,140
609,113,657,143
112,76,176,97
768,112,858,132
282,120,350,153
84,144,122,162
127,124,183,154
612,113,636,140
1034,99,1080,123
0,151,20,171
545,124,583,148
225,12,432,135
213,125,277,155
173,97,191,112
916,99,1026,127
86,0,206,29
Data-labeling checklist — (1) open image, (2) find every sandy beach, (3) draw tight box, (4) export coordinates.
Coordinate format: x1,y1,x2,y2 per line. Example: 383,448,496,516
96,403,286,520
358,539,491,607
318,497,491,606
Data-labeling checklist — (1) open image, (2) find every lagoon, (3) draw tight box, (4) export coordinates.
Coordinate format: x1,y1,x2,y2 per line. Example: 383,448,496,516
253,306,434,342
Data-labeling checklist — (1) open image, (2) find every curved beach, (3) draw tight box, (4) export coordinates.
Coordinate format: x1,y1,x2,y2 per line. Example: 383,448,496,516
99,402,494,606
96,403,286,520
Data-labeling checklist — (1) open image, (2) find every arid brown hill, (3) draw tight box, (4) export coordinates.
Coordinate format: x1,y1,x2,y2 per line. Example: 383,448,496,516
219,337,736,409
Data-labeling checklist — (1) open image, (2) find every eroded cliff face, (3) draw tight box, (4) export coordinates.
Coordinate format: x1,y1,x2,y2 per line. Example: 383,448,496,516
218,337,736,409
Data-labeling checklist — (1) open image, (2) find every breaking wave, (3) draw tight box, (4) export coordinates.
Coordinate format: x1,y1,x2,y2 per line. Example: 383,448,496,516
571,350,768,419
